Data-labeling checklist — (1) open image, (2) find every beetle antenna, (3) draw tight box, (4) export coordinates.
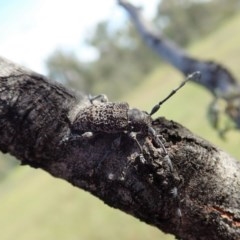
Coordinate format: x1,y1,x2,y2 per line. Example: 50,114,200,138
150,71,201,116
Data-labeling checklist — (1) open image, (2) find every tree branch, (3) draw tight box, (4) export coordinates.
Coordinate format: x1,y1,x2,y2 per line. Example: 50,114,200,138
0,56,240,239
118,0,240,131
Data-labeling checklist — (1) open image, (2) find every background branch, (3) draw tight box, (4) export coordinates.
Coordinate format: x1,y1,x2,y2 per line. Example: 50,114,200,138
0,56,240,239
118,0,240,131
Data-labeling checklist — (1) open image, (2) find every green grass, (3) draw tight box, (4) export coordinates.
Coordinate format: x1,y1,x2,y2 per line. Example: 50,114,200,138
0,14,240,240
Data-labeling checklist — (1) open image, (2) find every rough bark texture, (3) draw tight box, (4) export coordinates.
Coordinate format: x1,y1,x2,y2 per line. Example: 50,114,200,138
0,56,240,240
118,0,240,130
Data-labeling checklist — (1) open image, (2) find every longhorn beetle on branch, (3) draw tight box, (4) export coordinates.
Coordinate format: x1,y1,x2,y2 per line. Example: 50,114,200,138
64,71,201,221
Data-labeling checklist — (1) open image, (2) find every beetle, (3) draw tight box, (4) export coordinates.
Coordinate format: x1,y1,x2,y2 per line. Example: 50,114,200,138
71,102,151,135
70,72,200,150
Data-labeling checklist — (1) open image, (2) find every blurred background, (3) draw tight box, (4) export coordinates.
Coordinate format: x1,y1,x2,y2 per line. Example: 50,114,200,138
0,0,239,239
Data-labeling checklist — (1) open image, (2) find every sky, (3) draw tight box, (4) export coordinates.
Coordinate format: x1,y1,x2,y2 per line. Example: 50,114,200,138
0,0,159,74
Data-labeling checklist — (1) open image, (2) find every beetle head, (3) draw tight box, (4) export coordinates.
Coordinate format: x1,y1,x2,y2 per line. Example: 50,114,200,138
128,108,152,132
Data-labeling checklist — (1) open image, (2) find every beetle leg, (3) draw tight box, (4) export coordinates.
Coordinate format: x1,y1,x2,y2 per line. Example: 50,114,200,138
128,132,146,163
88,94,108,104
60,131,94,145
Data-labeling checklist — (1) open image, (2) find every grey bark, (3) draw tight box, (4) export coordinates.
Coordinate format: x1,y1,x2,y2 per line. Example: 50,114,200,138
118,0,240,129
0,56,240,240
